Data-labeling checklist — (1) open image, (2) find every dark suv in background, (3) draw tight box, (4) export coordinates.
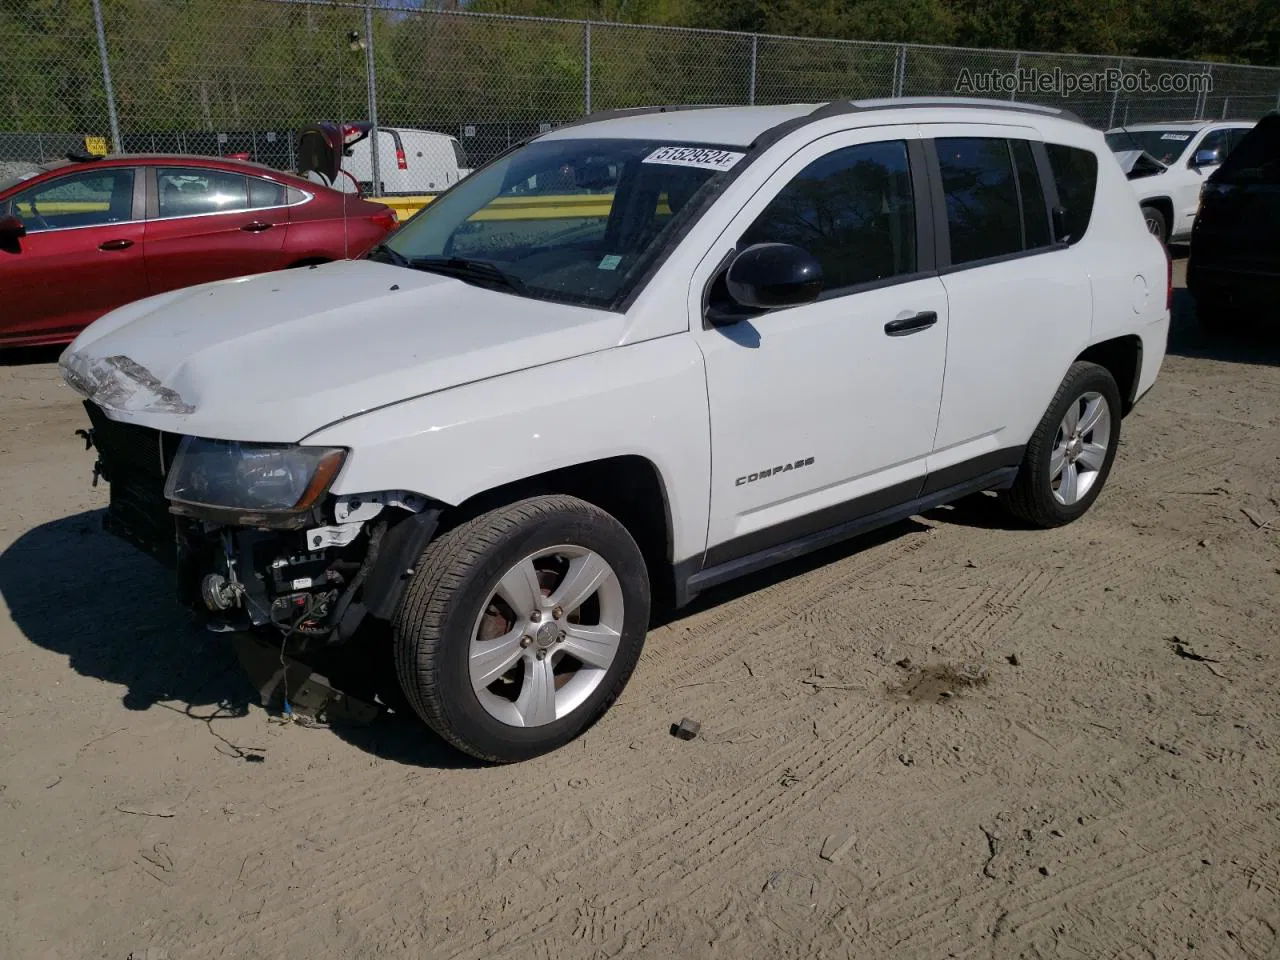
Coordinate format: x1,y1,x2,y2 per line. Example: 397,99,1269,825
1187,113,1280,334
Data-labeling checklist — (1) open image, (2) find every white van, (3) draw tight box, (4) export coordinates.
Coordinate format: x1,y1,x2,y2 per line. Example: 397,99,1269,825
297,122,471,197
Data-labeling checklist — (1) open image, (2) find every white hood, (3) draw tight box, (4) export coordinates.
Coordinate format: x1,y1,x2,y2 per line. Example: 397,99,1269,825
60,259,624,442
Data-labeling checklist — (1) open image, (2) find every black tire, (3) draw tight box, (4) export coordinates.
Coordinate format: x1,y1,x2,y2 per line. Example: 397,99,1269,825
1141,205,1167,245
394,495,650,763
1000,361,1122,528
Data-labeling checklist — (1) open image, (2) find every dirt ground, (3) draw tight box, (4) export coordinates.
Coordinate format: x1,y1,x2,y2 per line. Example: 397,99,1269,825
1,262,1278,960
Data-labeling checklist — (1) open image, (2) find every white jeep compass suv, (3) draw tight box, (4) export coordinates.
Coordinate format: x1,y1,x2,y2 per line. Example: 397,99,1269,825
60,97,1171,762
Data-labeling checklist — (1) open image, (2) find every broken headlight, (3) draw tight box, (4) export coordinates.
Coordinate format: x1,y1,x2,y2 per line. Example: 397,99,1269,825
164,437,347,525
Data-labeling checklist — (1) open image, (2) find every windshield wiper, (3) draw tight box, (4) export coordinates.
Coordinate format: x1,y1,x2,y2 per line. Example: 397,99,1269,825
366,242,411,267
409,256,526,294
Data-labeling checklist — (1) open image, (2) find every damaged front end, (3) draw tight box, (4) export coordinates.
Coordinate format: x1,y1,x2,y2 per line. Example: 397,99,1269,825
76,397,439,680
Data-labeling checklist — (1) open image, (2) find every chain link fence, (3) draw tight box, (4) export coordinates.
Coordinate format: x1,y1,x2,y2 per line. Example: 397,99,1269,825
4,0,1280,190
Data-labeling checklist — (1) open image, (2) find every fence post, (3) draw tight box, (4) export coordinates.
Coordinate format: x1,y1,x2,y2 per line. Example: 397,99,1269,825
364,2,381,194
1195,65,1211,118
1108,59,1122,129
584,23,592,115
1010,53,1021,101
748,34,758,105
894,45,906,97
91,0,122,152
1221,96,1229,119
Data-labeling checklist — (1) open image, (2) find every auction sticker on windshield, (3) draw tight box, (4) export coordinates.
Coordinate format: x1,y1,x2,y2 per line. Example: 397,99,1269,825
643,146,745,171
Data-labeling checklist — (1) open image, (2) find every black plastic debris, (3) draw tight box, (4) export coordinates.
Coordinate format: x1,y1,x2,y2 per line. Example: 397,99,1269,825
670,717,701,741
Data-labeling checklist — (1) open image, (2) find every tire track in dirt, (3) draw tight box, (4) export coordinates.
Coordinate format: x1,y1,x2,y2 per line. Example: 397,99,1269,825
442,703,911,959
876,802,1219,956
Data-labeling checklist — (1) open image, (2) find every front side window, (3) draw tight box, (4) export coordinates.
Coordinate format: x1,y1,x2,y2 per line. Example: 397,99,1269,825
156,168,249,218
1214,117,1280,184
739,140,917,291
7,168,136,232
378,137,739,309
1196,130,1230,164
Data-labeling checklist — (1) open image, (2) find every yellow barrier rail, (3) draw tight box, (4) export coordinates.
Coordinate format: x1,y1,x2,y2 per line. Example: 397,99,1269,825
375,191,672,223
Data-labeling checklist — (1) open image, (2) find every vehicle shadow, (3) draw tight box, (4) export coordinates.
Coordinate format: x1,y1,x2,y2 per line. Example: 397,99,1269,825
1167,287,1280,366
0,509,478,769
0,345,63,367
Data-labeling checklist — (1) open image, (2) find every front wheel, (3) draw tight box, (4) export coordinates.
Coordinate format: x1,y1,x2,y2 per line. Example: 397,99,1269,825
394,495,650,763
1000,362,1122,528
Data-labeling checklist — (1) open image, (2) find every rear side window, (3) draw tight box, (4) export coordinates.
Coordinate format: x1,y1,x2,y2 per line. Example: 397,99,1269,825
157,168,249,218
739,140,917,290
1043,144,1098,245
248,177,286,208
1010,139,1052,249
936,138,1024,264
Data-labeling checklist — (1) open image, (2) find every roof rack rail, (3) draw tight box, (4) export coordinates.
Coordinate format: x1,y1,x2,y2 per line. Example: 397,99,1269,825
551,103,736,133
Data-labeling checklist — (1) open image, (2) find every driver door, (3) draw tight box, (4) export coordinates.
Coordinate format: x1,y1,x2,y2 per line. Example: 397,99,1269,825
1,166,147,344
691,125,949,567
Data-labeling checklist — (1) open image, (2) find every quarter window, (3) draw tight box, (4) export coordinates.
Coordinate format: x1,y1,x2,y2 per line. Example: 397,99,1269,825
156,168,249,218
7,169,136,232
1044,144,1099,245
739,140,917,290
248,177,287,209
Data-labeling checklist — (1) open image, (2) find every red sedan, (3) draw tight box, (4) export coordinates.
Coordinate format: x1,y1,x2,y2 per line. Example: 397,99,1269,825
0,153,398,348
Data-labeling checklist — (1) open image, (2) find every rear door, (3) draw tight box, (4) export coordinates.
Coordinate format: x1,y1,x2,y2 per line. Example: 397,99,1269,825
0,166,147,344
926,127,1093,473
142,165,289,294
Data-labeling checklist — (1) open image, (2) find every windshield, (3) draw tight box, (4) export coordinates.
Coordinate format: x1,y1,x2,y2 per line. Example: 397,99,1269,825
376,137,743,309
1104,130,1193,165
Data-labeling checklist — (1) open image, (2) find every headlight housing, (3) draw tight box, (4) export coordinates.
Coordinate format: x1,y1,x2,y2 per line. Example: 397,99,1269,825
164,436,347,527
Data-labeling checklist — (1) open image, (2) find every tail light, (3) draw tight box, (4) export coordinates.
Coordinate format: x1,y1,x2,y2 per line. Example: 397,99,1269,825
1165,247,1173,312
395,147,408,170
371,209,398,233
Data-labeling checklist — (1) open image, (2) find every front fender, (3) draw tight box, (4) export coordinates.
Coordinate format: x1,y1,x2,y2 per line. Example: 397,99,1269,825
303,336,712,565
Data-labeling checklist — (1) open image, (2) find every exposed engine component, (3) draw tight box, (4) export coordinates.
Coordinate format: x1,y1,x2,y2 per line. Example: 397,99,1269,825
201,572,244,611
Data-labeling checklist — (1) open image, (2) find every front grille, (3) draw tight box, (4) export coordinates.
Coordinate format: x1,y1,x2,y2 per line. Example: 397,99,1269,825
85,401,182,567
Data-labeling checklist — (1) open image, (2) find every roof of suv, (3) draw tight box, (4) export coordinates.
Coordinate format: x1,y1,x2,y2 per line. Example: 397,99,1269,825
542,97,1087,148
1106,120,1255,133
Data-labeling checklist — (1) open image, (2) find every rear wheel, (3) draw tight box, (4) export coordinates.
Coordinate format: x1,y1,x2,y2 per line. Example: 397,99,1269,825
394,495,650,763
1142,205,1167,245
1001,362,1122,528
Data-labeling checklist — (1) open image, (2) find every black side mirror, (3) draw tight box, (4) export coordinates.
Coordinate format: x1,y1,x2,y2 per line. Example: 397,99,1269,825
725,243,823,310
0,215,26,247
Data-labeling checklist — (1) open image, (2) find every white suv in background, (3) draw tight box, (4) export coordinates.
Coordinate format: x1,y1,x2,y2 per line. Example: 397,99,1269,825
1105,120,1256,243
61,97,1171,763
